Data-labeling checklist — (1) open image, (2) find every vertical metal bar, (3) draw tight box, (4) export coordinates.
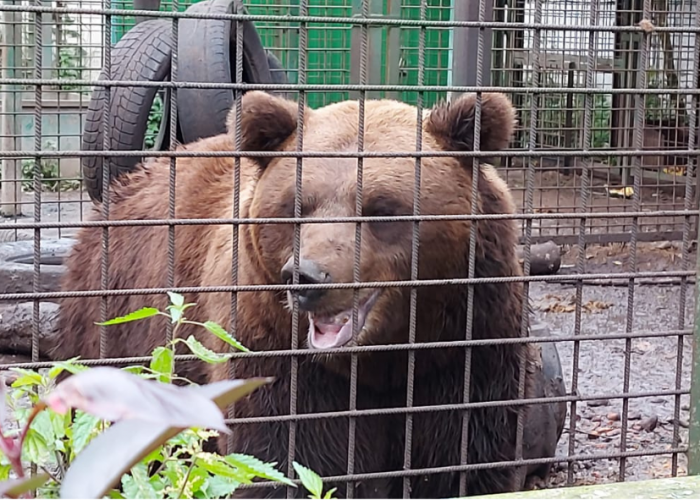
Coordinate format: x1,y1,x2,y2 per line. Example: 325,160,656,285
165,0,178,346
227,0,244,457
567,0,597,485
458,0,486,493
513,0,543,488
32,0,44,368
672,0,700,477
99,0,113,357
287,1,308,497
402,0,426,497
347,0,369,497
619,0,650,481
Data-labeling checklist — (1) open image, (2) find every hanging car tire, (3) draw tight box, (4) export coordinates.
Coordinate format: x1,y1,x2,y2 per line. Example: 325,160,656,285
266,50,294,101
176,0,274,144
80,19,177,204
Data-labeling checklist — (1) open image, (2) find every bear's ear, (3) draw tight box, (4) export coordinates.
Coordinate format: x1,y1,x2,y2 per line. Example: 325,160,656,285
424,92,516,153
227,91,301,168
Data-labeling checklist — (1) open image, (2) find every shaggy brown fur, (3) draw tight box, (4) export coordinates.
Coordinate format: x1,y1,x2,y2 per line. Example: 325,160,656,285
53,91,553,498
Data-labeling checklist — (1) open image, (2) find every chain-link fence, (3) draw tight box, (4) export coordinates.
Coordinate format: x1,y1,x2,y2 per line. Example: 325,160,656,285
0,0,698,498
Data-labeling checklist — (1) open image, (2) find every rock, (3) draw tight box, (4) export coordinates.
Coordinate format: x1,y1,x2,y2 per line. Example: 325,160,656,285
0,239,74,298
0,301,60,356
650,397,666,404
628,411,642,420
640,415,658,432
681,404,690,411
677,418,689,428
0,354,33,384
516,241,562,276
607,412,620,421
587,399,610,407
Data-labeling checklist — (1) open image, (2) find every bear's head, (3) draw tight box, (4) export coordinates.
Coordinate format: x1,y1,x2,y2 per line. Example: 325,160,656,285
232,91,518,360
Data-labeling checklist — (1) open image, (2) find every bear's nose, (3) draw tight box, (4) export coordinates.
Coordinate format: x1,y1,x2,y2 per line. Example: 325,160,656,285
281,257,331,310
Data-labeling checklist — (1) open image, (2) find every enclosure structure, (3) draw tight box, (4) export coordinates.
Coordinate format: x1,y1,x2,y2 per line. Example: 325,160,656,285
0,0,699,497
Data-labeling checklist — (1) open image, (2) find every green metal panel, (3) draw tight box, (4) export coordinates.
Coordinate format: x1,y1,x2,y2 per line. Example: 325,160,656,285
112,1,453,109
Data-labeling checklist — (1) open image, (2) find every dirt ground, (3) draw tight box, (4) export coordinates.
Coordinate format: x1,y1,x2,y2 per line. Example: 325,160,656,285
0,176,696,490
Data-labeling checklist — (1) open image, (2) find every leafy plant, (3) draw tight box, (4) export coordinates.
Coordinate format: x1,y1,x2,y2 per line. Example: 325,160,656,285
19,140,80,193
293,462,337,500
145,93,165,150
0,293,333,499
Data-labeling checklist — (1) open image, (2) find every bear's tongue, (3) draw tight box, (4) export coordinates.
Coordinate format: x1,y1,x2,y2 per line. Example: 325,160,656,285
308,312,355,349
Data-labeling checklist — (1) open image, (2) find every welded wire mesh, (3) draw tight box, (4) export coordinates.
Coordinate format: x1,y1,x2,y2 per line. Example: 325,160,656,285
0,0,698,498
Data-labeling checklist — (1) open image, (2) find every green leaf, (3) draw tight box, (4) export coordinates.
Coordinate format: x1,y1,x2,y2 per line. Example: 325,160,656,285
49,358,90,379
196,454,249,483
0,474,50,498
71,411,101,455
167,292,184,308
30,409,56,445
9,369,43,388
121,365,147,376
122,463,159,499
0,464,11,482
50,411,67,440
292,462,324,499
226,454,295,487
169,307,184,325
96,307,160,326
204,476,240,498
184,336,229,364
22,429,50,464
108,490,126,499
202,321,249,352
323,487,338,499
150,347,174,383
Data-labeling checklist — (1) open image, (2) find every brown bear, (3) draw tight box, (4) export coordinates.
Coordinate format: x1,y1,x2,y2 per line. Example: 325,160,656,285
52,91,563,498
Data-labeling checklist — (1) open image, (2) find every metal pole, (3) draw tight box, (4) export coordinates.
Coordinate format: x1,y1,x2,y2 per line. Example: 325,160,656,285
133,0,161,25
1,1,22,217
449,0,493,101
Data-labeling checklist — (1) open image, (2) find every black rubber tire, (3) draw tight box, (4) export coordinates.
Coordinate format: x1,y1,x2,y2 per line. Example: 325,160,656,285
266,50,294,101
176,0,274,144
81,19,174,204
266,51,288,84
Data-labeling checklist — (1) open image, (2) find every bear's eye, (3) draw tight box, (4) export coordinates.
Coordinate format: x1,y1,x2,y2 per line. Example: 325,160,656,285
363,195,410,219
363,196,412,243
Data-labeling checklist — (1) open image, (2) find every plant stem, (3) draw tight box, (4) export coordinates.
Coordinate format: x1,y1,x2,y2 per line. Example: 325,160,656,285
176,459,196,499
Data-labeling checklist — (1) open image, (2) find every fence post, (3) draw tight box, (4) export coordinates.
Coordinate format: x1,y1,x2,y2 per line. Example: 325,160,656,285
690,241,700,475
0,1,22,217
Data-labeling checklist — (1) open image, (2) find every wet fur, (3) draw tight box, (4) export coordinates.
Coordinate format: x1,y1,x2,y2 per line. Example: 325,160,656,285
53,92,556,498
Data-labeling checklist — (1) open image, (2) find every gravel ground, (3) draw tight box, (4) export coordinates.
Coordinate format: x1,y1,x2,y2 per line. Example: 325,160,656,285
1,188,696,490
538,243,694,488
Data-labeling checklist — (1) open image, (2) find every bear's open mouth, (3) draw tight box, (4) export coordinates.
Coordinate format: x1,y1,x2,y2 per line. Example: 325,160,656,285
307,290,381,350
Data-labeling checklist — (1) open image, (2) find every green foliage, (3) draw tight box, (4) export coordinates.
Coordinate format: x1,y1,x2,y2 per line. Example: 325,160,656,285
17,140,80,193
293,462,337,500
145,93,165,149
0,293,331,499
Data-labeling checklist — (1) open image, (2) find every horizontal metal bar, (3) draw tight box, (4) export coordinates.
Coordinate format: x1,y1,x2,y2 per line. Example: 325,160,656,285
3,78,700,95
0,328,688,371
2,148,700,160
0,270,694,302
0,210,695,230
0,4,696,34
234,447,688,491
222,387,688,423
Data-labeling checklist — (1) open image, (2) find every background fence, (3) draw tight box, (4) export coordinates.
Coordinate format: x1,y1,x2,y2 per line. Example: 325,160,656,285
0,0,698,497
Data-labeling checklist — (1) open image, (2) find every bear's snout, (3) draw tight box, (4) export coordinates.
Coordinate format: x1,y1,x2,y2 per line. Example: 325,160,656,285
281,257,332,311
